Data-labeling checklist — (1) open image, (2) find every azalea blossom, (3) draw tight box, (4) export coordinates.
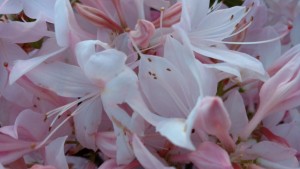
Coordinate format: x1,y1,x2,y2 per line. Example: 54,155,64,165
1,0,300,168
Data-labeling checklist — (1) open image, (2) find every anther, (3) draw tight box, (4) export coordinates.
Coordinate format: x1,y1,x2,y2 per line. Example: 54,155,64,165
30,144,36,149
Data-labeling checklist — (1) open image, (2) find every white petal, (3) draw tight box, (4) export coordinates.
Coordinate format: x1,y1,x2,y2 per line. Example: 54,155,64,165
26,62,98,98
83,49,127,84
23,0,56,23
74,96,102,150
45,136,68,169
0,0,22,14
9,45,66,85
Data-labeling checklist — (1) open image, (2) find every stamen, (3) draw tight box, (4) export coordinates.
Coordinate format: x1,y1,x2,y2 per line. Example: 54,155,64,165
152,2,182,28
36,93,101,150
47,92,98,129
159,7,165,31
205,26,291,45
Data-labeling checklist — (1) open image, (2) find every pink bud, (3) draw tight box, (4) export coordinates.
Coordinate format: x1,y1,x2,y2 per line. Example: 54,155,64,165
74,3,123,32
199,97,236,152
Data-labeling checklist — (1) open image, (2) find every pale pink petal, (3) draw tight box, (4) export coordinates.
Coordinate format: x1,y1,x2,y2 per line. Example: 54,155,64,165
0,41,28,93
26,62,98,98
270,122,300,152
192,46,268,81
0,0,22,14
66,156,97,169
156,118,195,150
83,49,127,85
102,67,164,126
45,136,68,169
291,14,300,46
132,134,174,169
2,83,34,107
224,90,248,137
189,7,246,40
139,54,192,118
54,0,92,47
0,19,53,43
75,40,108,69
0,109,48,140
30,164,56,169
98,159,119,169
164,36,218,100
115,127,134,165
9,39,67,85
251,27,281,69
189,142,232,169
23,0,56,23
257,158,300,169
97,159,140,169
241,46,300,139
179,0,209,31
0,134,35,164
96,132,117,158
74,97,102,150
246,141,297,161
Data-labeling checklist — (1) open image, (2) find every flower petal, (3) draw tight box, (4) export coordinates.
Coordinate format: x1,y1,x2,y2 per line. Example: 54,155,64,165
74,96,102,150
0,0,22,14
132,134,174,169
45,136,68,169
26,62,98,98
9,40,67,85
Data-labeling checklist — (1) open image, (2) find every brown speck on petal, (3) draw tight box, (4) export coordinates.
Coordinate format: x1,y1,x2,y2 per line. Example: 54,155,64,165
3,62,8,67
148,58,152,62
230,15,234,20
166,68,171,71
245,7,250,13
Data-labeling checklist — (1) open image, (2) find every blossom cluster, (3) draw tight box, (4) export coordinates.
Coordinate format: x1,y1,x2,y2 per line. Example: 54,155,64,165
0,0,300,168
